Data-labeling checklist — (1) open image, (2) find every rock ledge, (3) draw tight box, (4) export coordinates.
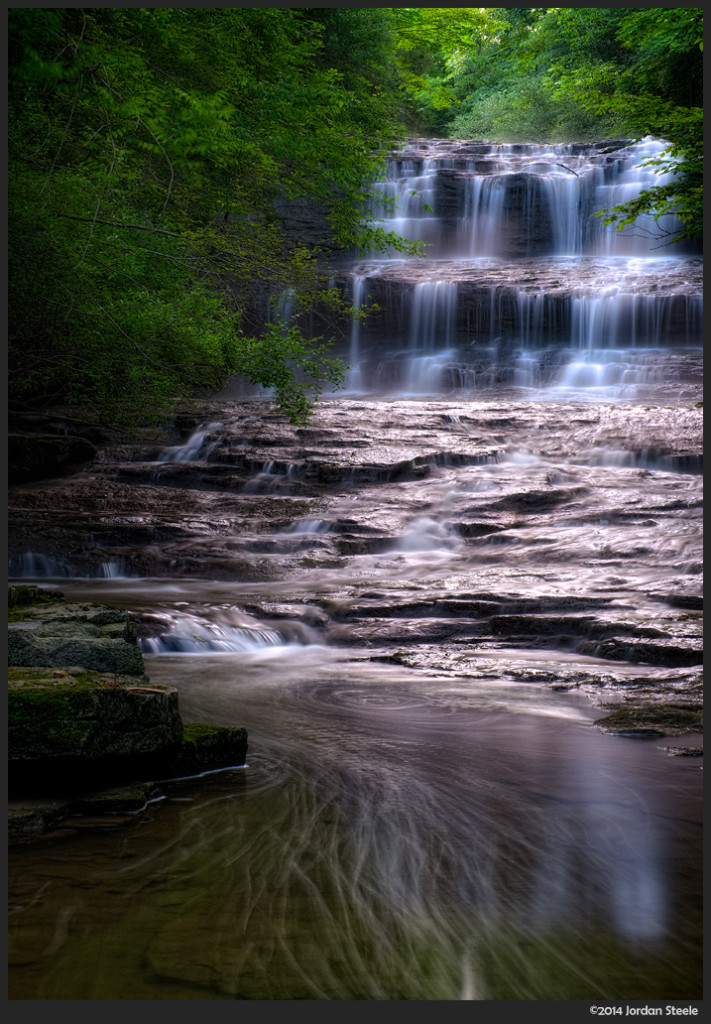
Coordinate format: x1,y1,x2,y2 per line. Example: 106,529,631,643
7,587,248,843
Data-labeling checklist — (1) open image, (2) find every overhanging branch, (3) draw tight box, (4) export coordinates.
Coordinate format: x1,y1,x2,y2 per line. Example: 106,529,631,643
56,214,181,237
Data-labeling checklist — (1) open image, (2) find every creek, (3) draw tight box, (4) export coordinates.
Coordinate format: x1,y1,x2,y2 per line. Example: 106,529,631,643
8,139,702,1001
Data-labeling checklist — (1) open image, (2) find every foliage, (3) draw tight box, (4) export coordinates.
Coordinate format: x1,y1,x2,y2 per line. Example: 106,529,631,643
444,8,702,246
448,78,627,145
389,8,508,134
8,8,408,427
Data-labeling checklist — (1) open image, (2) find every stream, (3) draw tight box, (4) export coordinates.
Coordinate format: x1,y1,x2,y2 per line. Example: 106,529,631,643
8,138,702,1001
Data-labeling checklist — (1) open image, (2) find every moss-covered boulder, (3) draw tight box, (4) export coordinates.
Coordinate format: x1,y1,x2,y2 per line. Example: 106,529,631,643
8,595,146,675
170,722,248,777
7,589,249,814
9,668,249,799
593,702,703,737
9,669,183,793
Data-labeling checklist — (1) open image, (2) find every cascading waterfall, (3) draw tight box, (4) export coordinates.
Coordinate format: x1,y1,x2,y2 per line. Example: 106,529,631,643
8,135,702,1002
344,275,366,392
158,421,222,463
338,137,702,402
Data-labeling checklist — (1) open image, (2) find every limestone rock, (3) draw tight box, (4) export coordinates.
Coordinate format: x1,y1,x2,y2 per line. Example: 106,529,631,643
9,675,181,761
170,723,249,777
7,590,249,806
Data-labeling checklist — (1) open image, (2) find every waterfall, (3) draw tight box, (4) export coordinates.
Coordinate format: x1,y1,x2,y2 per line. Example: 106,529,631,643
366,158,441,255
338,137,701,403
459,175,509,257
344,275,366,393
409,281,457,348
158,422,222,463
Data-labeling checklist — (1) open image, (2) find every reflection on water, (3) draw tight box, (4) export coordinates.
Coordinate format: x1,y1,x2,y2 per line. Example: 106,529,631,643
8,643,702,1000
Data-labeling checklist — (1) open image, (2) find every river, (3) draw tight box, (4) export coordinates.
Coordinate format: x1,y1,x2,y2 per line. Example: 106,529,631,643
8,139,702,1001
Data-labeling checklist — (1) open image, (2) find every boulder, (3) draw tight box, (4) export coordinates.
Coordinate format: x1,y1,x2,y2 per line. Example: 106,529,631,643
9,668,248,799
9,670,183,792
8,598,146,676
170,722,249,777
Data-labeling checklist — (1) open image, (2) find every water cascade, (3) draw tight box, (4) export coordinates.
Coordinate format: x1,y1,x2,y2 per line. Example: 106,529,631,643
338,138,702,403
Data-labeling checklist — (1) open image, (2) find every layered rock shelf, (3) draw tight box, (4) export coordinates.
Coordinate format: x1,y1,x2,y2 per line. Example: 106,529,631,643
8,586,248,841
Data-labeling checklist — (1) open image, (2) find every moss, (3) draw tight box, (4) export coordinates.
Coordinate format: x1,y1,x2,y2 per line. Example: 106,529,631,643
9,667,105,687
8,585,64,616
170,722,248,775
8,682,97,752
181,722,223,745
594,703,703,737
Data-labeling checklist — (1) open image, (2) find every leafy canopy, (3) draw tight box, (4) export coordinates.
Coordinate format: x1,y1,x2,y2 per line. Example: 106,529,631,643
8,8,409,427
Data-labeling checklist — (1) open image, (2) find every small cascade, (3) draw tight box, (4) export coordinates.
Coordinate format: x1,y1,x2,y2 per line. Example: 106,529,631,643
344,275,366,393
392,516,462,554
285,519,331,535
159,422,222,463
98,562,129,579
335,137,701,402
241,460,293,494
270,287,297,327
459,175,508,257
409,281,457,348
8,552,136,580
9,552,70,578
140,610,291,655
367,158,441,254
591,138,682,255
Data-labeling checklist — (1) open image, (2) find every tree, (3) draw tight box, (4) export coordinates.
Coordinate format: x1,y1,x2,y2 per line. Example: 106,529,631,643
388,8,508,134
548,8,702,244
8,8,409,427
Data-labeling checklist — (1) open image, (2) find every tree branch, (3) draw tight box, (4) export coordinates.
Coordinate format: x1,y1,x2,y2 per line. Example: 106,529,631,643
56,214,181,237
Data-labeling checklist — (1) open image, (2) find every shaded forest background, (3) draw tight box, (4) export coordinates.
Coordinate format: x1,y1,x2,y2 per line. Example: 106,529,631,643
8,8,703,427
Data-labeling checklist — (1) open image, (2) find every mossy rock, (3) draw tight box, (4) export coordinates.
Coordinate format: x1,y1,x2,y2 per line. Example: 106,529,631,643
594,703,703,737
8,592,146,675
8,672,183,796
168,722,248,777
8,585,64,612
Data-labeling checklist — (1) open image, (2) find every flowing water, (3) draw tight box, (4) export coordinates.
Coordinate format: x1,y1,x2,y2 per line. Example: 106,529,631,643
8,139,702,1001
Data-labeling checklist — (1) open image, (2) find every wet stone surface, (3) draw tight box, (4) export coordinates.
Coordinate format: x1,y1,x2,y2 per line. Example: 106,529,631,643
8,397,703,741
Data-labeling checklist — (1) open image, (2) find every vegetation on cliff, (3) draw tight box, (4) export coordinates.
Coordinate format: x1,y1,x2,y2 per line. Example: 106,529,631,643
9,9,702,429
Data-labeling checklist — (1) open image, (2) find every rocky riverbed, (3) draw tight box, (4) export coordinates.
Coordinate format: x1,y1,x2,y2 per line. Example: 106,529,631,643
8,397,703,751
7,396,703,1001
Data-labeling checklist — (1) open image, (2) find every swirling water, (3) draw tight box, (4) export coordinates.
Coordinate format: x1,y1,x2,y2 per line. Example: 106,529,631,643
8,628,703,1000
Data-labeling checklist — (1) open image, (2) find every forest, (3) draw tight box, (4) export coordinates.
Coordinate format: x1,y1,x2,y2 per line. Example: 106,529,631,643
8,7,703,427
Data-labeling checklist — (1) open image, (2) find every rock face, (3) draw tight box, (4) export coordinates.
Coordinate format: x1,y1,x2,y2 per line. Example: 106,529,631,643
7,411,110,484
7,589,248,808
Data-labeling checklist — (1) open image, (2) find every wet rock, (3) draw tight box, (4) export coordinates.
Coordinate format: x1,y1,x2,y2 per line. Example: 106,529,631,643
7,397,703,754
576,637,703,668
7,589,249,810
594,703,703,737
8,596,146,675
9,671,182,778
8,665,248,803
170,723,248,777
